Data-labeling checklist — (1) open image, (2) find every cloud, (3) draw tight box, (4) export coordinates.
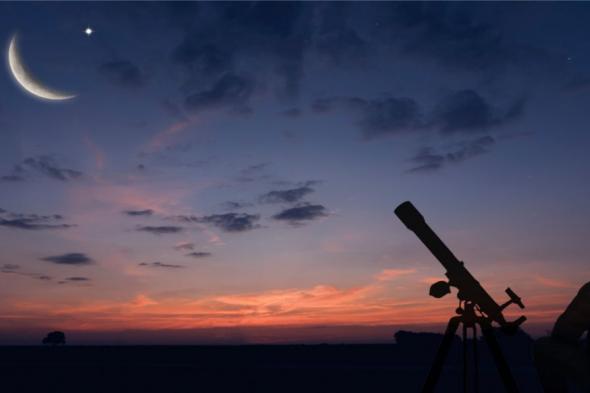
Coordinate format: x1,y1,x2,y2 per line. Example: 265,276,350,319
355,97,424,139
123,209,154,217
65,276,91,282
41,253,93,266
181,213,261,233
562,75,590,93
313,90,524,139
407,136,495,173
174,242,195,251
431,90,524,133
406,148,445,173
58,276,92,285
19,156,82,181
0,155,84,183
161,98,189,120
186,251,212,258
184,73,255,114
375,269,416,281
139,262,184,269
136,225,184,235
236,162,271,183
170,2,314,104
272,203,328,225
0,265,53,281
1,262,52,281
534,275,576,289
172,39,233,77
316,26,368,66
311,98,337,114
0,218,73,230
98,60,146,89
259,182,316,204
0,209,75,230
281,107,302,118
311,96,423,139
379,3,522,71
221,201,253,211
0,163,26,182
221,2,311,98
0,174,25,182
141,117,201,156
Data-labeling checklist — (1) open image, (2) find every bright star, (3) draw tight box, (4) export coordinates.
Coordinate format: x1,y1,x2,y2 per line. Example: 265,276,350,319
84,27,93,36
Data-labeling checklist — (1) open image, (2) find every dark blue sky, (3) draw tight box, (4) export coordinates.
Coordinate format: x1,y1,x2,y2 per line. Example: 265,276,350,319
0,2,589,344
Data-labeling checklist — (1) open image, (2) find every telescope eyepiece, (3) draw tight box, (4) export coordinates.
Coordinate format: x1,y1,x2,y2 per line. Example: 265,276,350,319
395,201,425,232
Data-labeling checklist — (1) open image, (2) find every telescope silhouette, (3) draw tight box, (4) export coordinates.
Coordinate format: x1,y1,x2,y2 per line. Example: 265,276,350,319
394,201,526,393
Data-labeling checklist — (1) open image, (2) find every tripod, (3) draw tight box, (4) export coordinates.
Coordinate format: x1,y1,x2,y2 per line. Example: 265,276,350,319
422,301,520,393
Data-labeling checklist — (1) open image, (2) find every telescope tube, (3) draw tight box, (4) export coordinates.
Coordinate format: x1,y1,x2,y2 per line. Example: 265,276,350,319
394,201,508,326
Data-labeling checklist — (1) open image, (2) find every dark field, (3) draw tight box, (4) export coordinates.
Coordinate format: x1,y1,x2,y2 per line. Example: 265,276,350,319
0,334,544,393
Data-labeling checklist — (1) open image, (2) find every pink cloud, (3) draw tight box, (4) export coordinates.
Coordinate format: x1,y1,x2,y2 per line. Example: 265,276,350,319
375,268,416,281
144,117,200,153
534,275,577,289
83,135,106,171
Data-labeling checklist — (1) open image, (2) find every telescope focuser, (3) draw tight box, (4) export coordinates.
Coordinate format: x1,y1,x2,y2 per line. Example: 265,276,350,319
501,287,525,310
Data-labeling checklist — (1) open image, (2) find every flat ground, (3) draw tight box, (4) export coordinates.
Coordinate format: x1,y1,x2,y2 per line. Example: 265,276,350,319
0,344,543,393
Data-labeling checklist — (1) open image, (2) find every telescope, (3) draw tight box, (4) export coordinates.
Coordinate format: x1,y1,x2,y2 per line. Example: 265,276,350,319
394,201,526,393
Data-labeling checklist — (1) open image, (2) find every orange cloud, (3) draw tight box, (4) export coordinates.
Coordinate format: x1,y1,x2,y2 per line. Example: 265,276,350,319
419,276,444,285
534,275,577,289
0,267,575,338
0,269,450,332
375,269,416,281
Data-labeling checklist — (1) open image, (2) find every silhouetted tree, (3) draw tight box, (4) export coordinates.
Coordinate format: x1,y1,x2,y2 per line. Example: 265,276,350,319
42,331,66,346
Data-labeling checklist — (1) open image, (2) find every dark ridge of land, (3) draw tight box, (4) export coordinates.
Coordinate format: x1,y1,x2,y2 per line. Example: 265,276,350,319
0,331,544,393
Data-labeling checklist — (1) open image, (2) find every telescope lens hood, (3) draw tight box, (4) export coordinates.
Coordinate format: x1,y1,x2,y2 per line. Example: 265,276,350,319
395,201,425,232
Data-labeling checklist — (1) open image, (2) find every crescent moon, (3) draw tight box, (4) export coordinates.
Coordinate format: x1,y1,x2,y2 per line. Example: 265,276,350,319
7,35,76,101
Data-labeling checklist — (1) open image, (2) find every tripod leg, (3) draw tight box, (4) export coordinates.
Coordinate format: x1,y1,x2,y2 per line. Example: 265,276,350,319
422,316,461,393
480,323,520,393
472,325,479,393
463,324,468,393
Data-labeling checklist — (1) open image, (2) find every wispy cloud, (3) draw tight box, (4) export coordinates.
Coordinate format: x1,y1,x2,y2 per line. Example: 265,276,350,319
1,264,52,282
123,209,154,217
136,226,184,235
139,262,184,269
375,269,417,281
1,156,82,182
41,253,94,266
185,252,212,259
174,213,260,233
259,181,317,204
144,117,200,153
83,135,106,172
98,60,146,89
0,209,74,230
534,275,576,289
174,242,195,251
272,203,328,226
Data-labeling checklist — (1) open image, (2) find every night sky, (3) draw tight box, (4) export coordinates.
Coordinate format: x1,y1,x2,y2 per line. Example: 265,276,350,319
0,2,589,344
